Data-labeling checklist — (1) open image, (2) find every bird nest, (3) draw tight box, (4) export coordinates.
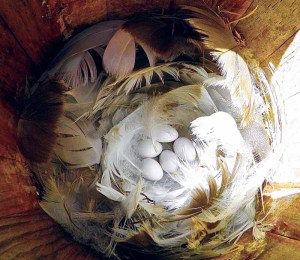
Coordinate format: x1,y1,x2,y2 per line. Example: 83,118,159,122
16,4,298,259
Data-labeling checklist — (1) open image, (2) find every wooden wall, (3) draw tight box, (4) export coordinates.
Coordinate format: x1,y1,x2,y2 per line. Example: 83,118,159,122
0,0,299,258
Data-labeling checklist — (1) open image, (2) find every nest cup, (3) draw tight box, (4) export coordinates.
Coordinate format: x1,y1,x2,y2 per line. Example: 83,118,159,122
0,0,299,259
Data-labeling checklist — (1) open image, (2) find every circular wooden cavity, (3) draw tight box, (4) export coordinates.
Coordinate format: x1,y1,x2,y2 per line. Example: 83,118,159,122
0,0,299,259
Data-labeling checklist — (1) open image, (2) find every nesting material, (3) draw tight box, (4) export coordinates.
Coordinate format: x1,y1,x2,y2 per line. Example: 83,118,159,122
16,4,288,259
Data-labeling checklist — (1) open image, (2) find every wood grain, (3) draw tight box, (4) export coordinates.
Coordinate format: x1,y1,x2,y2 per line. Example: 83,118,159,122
0,0,62,65
0,0,299,259
0,18,31,95
174,0,254,19
237,0,300,69
44,0,107,37
107,0,170,18
0,99,38,217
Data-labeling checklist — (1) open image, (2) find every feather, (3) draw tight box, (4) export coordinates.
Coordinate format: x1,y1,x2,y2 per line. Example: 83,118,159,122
91,63,180,117
204,75,242,121
103,106,144,181
240,121,271,162
103,16,202,76
179,64,209,85
217,157,230,196
64,75,103,118
153,84,218,128
184,5,256,126
119,229,153,248
115,222,191,248
97,116,113,137
55,116,102,168
39,176,75,227
59,51,98,87
217,51,256,126
66,75,101,103
96,177,143,219
115,62,180,95
37,166,114,255
125,16,200,56
96,184,125,202
191,111,246,155
37,166,84,226
103,29,136,77
36,20,124,88
17,80,64,163
122,179,144,218
72,211,115,223
175,186,209,216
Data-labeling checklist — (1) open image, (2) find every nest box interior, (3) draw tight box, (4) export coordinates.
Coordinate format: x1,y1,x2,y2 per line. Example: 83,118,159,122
0,0,299,259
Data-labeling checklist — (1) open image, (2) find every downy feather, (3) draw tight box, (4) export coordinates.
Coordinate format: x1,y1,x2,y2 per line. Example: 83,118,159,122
191,111,246,155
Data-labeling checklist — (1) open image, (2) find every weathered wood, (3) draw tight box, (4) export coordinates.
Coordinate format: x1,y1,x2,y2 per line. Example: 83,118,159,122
0,0,299,259
174,0,254,19
237,0,300,69
0,97,98,257
266,193,300,241
260,233,300,260
0,210,98,259
0,18,31,95
0,99,38,217
44,0,108,37
0,0,62,65
107,0,170,18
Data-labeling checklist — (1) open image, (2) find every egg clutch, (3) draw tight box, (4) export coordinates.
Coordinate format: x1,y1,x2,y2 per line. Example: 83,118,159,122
132,126,195,181
17,4,280,259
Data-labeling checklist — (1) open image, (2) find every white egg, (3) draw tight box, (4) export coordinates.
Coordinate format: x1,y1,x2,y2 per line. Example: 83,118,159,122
173,137,196,161
138,139,163,158
141,158,164,181
159,150,179,173
152,125,179,142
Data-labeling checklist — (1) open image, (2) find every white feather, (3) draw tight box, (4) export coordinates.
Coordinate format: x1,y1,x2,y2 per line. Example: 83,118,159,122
213,50,256,126
122,179,144,218
191,111,246,155
96,183,125,202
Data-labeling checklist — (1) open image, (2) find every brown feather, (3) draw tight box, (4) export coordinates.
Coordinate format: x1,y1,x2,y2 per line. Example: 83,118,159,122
17,80,64,162
180,187,209,216
123,16,201,62
103,16,202,76
173,169,228,218
123,230,153,247
217,157,230,196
